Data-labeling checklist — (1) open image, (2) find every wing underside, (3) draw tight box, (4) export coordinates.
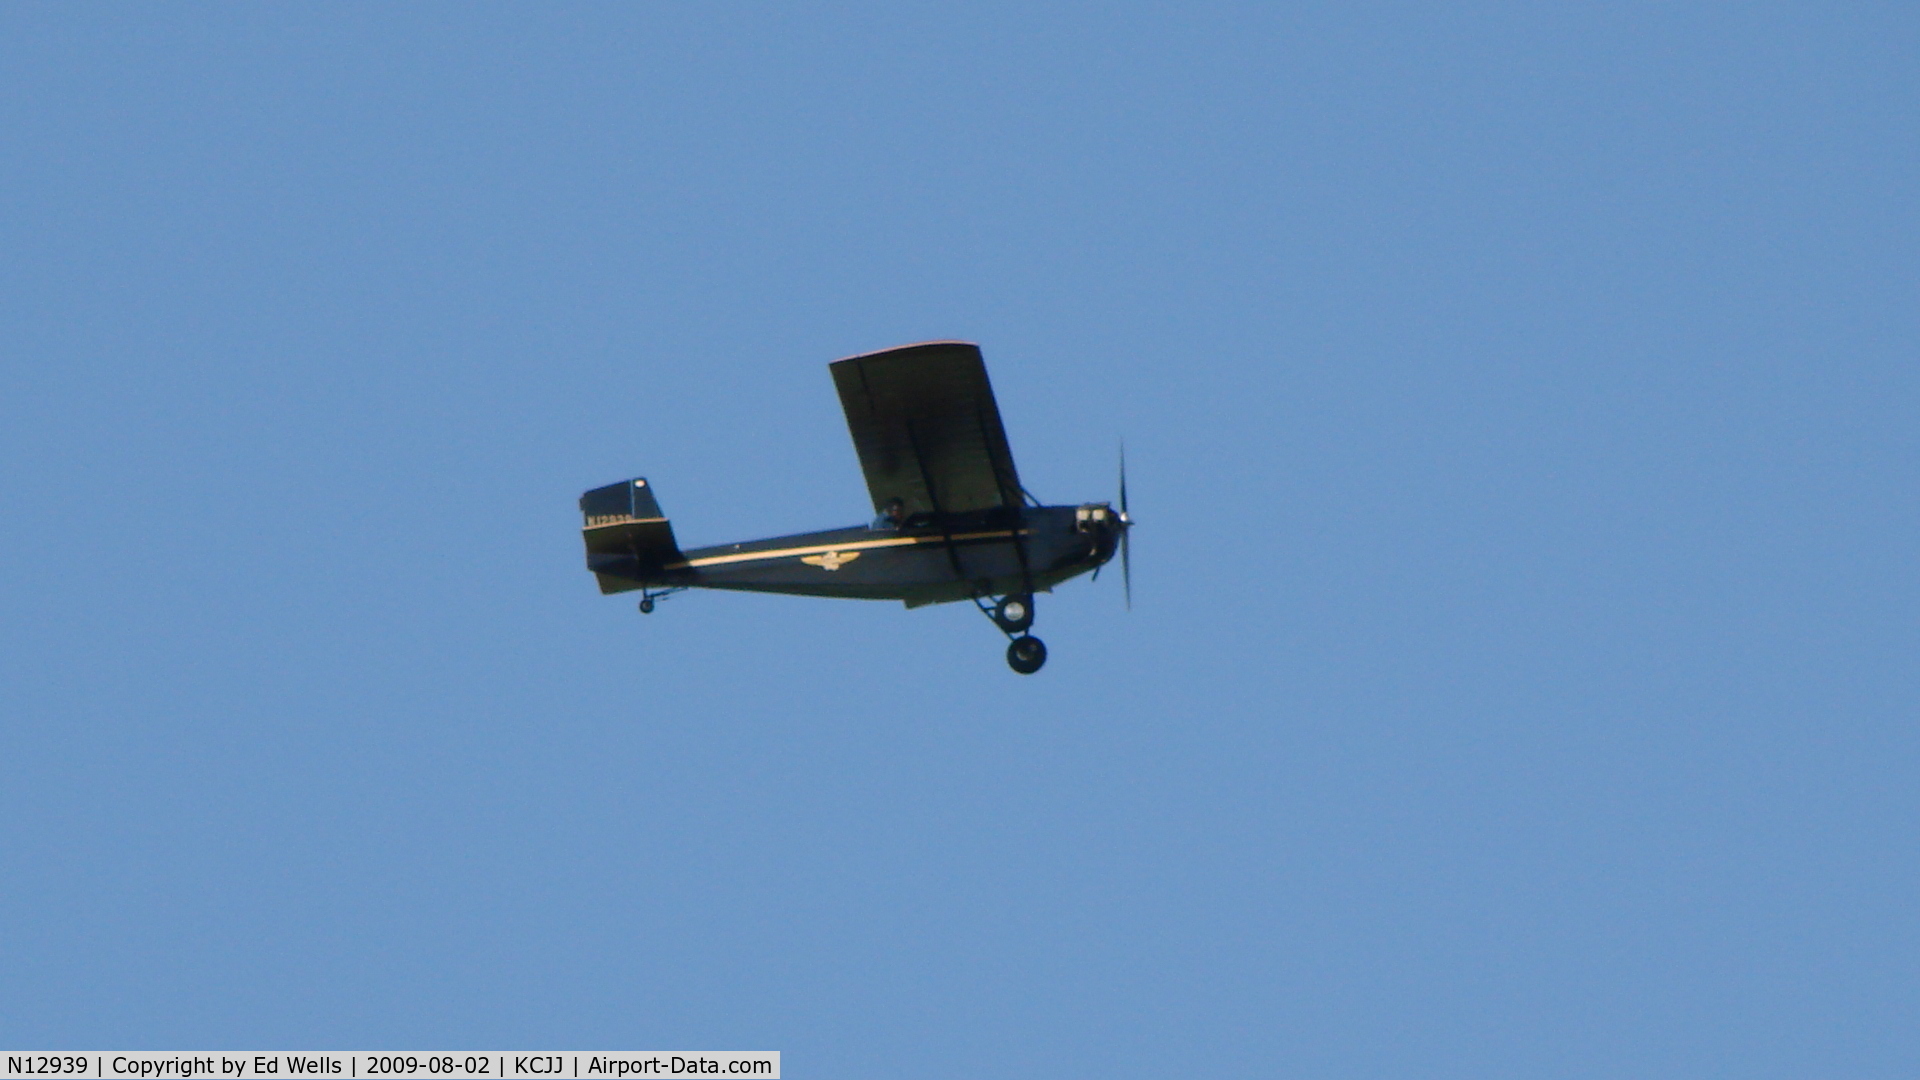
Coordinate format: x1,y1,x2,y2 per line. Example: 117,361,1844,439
830,341,1023,518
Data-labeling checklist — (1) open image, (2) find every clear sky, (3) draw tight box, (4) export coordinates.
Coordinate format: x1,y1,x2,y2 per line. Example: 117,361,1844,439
2,4,1915,1075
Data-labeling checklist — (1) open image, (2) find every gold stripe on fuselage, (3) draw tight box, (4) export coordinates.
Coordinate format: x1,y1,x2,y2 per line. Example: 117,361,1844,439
664,529,1029,571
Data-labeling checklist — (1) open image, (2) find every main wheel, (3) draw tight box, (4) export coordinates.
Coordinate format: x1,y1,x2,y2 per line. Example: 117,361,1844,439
638,598,655,614
993,595,1034,633
1006,635,1047,674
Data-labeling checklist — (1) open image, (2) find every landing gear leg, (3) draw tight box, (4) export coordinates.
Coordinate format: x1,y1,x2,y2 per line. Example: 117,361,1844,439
992,594,1034,633
975,591,1046,673
638,586,685,614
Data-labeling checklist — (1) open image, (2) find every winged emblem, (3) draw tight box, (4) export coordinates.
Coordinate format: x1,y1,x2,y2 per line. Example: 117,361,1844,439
801,550,860,571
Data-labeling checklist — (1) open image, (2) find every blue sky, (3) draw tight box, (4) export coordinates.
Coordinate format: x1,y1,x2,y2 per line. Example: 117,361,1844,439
2,4,1915,1075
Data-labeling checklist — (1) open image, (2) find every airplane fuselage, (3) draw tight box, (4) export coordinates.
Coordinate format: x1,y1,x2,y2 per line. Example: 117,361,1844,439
646,505,1119,607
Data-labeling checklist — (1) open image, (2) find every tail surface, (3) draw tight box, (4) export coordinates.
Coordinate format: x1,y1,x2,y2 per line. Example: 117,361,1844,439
580,478,685,594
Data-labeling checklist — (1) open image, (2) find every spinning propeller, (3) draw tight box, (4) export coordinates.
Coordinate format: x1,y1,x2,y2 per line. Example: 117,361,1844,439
1119,442,1133,610
1094,442,1135,609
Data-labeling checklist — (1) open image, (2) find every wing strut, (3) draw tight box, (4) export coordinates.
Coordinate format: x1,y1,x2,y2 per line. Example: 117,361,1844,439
983,399,1044,591
974,403,1026,509
905,419,968,580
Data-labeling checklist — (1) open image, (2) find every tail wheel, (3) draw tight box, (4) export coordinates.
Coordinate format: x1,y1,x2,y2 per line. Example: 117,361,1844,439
638,598,655,614
993,595,1034,633
1006,635,1047,675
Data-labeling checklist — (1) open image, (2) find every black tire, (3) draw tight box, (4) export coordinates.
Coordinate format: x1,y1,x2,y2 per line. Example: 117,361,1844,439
1006,635,1047,674
639,598,655,614
994,595,1035,633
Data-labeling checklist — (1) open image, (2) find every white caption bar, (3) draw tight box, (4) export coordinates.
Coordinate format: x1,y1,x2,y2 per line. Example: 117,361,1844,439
0,1055,777,1080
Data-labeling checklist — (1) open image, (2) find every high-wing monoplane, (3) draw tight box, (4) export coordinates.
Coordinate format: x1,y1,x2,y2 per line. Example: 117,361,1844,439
579,341,1131,673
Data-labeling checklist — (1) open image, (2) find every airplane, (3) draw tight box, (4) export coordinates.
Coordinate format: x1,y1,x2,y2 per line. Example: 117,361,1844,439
578,341,1132,673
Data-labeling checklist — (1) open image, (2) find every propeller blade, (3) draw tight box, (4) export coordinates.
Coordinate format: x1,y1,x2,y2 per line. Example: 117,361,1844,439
1119,440,1131,610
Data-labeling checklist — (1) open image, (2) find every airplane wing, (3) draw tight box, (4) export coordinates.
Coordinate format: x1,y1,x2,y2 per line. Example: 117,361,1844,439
830,341,1024,518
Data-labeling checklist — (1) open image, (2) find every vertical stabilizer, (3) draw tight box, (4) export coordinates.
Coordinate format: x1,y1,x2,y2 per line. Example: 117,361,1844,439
580,478,683,593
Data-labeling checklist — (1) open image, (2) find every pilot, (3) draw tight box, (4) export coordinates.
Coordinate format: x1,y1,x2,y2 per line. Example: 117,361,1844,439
880,497,907,529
